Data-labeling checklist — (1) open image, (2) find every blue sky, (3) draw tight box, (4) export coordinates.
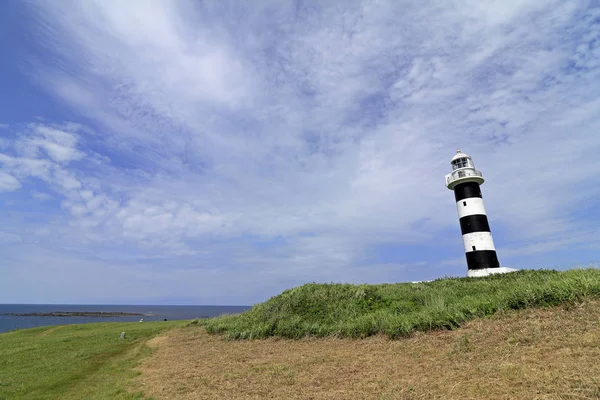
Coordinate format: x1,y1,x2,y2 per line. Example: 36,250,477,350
0,0,599,305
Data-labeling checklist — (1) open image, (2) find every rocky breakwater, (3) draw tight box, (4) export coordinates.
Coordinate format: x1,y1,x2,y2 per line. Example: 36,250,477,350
1,311,144,317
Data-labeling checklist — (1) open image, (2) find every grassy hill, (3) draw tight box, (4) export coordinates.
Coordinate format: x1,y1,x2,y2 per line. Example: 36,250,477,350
203,268,600,339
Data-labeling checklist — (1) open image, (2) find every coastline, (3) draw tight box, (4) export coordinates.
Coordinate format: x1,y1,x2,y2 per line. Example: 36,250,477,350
0,311,144,317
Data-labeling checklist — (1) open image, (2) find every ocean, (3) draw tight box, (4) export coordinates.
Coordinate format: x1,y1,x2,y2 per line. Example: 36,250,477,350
0,304,252,334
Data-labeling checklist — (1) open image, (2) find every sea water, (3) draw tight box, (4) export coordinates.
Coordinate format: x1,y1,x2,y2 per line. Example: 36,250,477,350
0,304,251,333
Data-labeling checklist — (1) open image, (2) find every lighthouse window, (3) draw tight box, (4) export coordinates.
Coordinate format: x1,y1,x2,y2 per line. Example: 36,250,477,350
472,246,476,251
463,201,467,206
453,158,470,169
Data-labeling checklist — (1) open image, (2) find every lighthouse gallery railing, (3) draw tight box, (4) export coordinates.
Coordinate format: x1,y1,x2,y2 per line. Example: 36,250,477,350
446,169,483,185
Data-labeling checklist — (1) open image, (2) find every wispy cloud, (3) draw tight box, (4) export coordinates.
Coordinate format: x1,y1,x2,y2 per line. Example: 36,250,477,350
0,171,21,192
0,0,599,303
31,190,53,201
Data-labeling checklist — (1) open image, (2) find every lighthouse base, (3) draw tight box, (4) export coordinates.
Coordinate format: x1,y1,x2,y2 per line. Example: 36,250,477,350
467,267,519,278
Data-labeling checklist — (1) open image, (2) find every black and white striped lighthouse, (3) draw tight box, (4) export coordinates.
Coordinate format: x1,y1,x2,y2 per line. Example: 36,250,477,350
445,149,515,277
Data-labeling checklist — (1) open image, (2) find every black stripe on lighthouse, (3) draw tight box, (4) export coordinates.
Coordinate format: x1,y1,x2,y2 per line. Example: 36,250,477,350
459,215,490,234
454,182,500,271
465,251,500,270
454,181,481,202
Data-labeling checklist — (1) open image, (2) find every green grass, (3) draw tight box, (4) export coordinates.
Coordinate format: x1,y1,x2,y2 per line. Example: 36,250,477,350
0,320,186,400
203,268,600,339
3,268,600,398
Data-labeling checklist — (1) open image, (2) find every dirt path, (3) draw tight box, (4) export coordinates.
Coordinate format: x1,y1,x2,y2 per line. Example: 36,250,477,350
135,302,600,399
37,326,63,337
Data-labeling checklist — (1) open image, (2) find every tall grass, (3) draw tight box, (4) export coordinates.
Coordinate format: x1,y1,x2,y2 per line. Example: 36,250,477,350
204,268,600,339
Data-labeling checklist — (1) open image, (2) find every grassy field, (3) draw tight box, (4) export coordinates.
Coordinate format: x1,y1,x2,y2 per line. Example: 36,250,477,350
0,320,186,400
3,268,600,399
204,268,600,339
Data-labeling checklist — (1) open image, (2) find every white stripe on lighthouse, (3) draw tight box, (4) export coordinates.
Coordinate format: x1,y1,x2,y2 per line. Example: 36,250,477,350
462,232,496,252
456,197,487,219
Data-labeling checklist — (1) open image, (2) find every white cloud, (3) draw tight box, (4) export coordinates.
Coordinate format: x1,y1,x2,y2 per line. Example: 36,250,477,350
0,172,21,192
15,125,83,164
0,231,22,244
31,190,53,201
0,0,598,302
19,1,600,237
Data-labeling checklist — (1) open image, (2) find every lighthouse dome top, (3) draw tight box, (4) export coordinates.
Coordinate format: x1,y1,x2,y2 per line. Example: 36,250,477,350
450,149,471,162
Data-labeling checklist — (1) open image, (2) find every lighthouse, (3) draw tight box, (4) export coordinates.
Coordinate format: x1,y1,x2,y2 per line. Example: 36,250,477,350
445,149,516,277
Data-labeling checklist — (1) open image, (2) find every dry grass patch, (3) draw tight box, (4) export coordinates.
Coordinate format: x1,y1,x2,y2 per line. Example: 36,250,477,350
135,301,600,399
146,335,170,349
